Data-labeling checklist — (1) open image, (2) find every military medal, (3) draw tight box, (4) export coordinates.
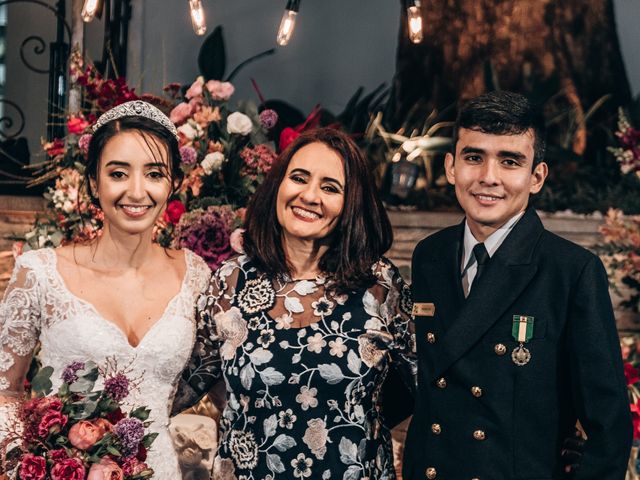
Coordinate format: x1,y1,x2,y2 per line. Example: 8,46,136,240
511,315,534,366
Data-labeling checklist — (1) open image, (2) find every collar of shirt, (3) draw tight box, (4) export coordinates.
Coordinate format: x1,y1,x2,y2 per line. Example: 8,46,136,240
460,211,525,275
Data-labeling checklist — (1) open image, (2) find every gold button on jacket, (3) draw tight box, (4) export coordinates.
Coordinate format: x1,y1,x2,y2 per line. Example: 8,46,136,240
473,430,486,441
425,467,437,479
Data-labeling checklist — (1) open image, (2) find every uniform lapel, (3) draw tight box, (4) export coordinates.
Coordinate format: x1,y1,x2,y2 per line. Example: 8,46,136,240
429,208,545,381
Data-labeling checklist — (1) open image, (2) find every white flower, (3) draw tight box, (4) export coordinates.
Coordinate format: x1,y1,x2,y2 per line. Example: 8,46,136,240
177,121,202,140
62,200,75,213
201,151,225,175
227,112,253,136
306,333,327,354
275,314,294,330
291,453,313,478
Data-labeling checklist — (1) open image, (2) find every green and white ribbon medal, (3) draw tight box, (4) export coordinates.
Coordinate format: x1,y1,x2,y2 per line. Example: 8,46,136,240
511,315,534,366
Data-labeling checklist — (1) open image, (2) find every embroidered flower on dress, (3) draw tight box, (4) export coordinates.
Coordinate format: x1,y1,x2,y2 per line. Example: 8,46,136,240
295,386,318,411
306,333,327,354
311,297,334,317
247,317,262,331
278,408,297,429
302,418,329,460
256,328,275,348
237,278,276,315
357,334,388,368
291,453,313,478
328,338,348,358
215,307,249,360
274,314,294,330
214,456,238,480
399,283,413,316
229,430,259,469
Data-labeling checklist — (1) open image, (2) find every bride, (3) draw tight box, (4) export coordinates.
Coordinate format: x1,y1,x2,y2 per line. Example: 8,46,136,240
0,101,211,479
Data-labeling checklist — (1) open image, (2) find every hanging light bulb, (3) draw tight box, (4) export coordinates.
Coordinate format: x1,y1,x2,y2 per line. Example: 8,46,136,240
277,0,301,46
81,0,101,22
189,0,207,36
407,0,423,44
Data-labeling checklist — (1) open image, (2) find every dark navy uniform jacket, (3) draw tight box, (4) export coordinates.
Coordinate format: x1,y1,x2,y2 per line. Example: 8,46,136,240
403,207,632,480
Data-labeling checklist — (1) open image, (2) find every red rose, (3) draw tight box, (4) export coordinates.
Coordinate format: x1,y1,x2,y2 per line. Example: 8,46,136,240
163,200,187,225
67,116,90,135
38,410,68,437
51,457,86,480
44,138,66,157
625,363,640,385
19,454,47,480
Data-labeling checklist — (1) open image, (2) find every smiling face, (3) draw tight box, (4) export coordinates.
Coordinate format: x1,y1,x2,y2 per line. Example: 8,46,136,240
445,127,548,241
276,142,345,244
91,131,173,235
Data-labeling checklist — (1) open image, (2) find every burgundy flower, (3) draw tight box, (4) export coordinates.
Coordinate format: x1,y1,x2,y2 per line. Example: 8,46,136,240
51,457,85,480
104,373,130,401
259,109,278,130
37,410,68,437
61,361,86,384
625,362,639,385
163,200,187,225
19,454,46,480
180,145,198,166
113,418,145,456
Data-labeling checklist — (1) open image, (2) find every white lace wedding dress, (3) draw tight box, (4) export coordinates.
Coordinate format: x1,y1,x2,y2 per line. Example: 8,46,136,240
0,248,211,480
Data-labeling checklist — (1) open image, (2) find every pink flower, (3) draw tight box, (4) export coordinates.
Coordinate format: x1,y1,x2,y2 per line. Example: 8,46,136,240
51,458,86,480
229,228,245,254
185,76,205,100
68,420,107,450
37,410,68,437
163,200,187,225
87,458,124,480
19,454,46,480
169,102,193,125
67,116,90,135
78,133,93,155
205,80,235,100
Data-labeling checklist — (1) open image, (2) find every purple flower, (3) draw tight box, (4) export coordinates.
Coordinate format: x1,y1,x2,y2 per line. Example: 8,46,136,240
180,146,197,166
61,361,85,384
104,373,130,401
259,109,278,130
78,134,92,156
113,418,145,456
173,207,235,271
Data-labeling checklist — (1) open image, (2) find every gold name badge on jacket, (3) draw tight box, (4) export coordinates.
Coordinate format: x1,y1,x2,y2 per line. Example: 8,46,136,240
412,303,435,317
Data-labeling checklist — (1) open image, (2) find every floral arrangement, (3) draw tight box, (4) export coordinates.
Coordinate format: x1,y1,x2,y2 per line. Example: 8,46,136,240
16,54,278,270
620,337,640,476
609,108,640,176
1,359,156,479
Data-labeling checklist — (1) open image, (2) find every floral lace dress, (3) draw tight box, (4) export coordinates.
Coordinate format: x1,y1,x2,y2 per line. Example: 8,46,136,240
175,255,416,480
0,248,211,480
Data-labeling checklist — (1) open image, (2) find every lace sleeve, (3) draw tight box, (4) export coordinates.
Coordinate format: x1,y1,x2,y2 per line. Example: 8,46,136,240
375,258,417,392
0,253,42,451
171,259,238,414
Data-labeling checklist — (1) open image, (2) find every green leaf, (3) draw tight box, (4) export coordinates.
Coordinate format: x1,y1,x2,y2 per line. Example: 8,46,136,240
69,377,96,394
107,446,122,457
142,432,159,448
130,407,150,421
31,366,54,396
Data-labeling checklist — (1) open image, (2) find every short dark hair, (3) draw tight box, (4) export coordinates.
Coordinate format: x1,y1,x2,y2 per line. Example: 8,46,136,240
85,116,183,207
243,127,393,293
453,91,547,166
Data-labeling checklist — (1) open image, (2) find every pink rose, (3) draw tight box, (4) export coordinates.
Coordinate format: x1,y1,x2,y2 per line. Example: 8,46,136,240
12,241,24,258
37,410,68,437
51,457,86,480
205,80,235,100
169,102,193,125
69,420,106,450
122,457,152,476
87,458,124,480
229,228,245,254
163,200,187,225
185,77,205,100
19,454,47,480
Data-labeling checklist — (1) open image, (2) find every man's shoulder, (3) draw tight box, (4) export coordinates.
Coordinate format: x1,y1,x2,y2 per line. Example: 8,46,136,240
413,224,460,259
537,228,597,265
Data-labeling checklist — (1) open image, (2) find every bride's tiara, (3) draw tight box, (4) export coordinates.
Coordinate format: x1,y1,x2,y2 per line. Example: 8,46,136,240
92,100,179,140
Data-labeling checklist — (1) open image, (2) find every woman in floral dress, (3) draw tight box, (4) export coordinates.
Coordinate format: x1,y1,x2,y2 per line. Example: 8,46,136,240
174,128,416,480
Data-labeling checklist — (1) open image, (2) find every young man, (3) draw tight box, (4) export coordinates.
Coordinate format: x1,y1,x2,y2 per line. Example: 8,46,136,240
403,91,631,479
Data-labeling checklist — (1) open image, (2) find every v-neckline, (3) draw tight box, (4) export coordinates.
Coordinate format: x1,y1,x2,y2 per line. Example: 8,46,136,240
48,248,191,349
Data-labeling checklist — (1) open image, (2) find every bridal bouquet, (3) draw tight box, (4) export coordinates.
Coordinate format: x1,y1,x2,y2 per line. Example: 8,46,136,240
1,360,156,480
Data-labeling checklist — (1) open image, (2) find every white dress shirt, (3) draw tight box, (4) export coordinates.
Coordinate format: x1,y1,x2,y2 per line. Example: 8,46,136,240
460,211,525,297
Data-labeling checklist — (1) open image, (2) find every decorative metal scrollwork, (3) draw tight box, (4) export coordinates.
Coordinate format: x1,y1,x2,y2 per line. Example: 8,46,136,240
0,99,26,139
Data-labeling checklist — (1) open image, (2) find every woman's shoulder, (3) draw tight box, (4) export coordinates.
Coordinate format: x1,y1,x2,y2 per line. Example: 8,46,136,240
14,247,55,270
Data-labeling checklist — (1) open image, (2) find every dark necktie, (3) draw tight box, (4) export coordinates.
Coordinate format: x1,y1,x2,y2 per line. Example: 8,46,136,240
472,242,490,287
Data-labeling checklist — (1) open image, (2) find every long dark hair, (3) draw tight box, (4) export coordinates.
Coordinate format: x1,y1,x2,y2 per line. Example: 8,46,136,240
84,116,183,207
244,128,393,293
